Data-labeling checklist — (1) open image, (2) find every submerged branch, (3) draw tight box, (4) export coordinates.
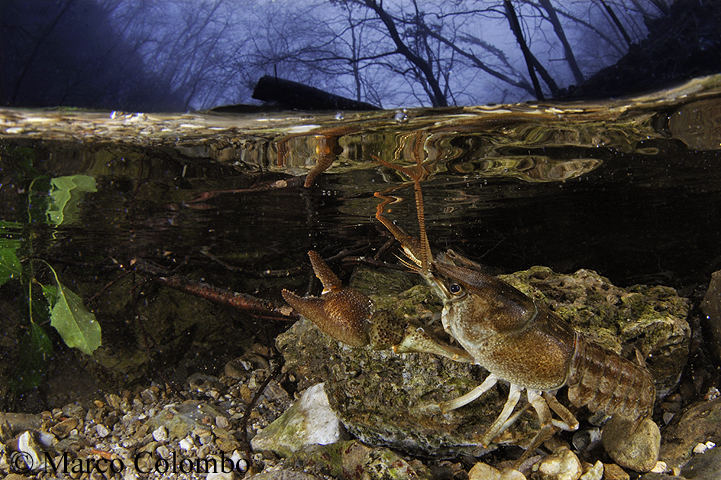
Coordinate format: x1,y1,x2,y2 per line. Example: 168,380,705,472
133,259,298,321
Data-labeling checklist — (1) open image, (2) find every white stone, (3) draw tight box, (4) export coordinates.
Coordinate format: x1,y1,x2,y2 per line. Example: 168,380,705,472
250,383,344,457
580,460,603,480
693,442,709,454
537,446,583,480
179,436,194,451
500,468,527,480
96,424,110,438
152,425,168,442
650,461,667,473
14,431,43,471
206,472,235,480
468,462,501,480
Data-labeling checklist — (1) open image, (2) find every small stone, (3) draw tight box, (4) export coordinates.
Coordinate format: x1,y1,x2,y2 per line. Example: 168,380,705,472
140,388,158,404
95,424,110,438
216,415,229,429
692,443,708,454
239,385,252,404
106,394,122,411
62,403,86,419
206,473,235,480
179,436,194,451
602,463,629,480
650,461,667,473
500,468,527,480
580,461,603,480
215,428,240,452
152,425,168,442
156,444,170,458
663,412,675,425
37,431,58,448
230,451,247,472
469,462,501,480
536,446,583,480
603,416,660,472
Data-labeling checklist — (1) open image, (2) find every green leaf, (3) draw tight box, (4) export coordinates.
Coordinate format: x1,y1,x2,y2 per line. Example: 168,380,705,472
42,284,58,307
10,322,53,393
0,246,22,286
0,220,24,230
46,175,97,226
50,282,102,355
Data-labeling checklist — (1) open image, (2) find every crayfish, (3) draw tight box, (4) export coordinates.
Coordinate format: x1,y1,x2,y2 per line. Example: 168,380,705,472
281,137,660,472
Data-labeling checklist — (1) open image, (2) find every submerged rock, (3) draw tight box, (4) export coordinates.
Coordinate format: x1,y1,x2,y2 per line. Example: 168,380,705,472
278,265,690,460
602,416,660,473
284,440,433,480
701,270,721,365
251,383,346,457
660,397,721,470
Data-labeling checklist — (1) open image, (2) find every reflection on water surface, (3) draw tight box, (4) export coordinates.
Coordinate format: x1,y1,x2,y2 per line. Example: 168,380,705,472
0,75,720,405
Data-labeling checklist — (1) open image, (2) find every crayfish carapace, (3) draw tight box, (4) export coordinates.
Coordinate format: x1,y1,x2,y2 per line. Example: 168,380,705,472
281,140,660,472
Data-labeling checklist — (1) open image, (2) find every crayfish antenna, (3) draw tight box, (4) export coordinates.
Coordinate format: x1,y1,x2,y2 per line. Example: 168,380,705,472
371,143,434,276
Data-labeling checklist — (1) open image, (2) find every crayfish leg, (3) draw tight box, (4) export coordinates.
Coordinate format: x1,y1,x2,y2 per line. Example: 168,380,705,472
479,383,523,447
511,391,581,467
438,374,500,414
544,392,580,432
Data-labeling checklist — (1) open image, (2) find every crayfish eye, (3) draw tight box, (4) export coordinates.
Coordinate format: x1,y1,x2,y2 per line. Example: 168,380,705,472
449,283,462,295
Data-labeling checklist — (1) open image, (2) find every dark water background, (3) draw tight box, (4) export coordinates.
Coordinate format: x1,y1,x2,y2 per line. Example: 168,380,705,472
1,82,721,406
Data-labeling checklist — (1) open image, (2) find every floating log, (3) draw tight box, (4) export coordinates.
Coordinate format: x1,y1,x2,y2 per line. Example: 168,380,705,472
252,75,379,111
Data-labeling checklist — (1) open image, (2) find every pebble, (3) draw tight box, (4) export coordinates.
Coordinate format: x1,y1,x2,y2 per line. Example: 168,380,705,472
49,417,79,438
602,463,629,480
216,415,229,429
469,461,526,480
692,441,715,454
152,424,168,442
602,416,660,472
469,462,502,480
650,462,668,473
179,436,194,451
95,423,110,437
580,461,603,480
535,446,583,480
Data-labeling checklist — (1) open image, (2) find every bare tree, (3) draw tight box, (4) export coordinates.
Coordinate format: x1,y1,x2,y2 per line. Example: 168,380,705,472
3,0,673,111
537,0,585,83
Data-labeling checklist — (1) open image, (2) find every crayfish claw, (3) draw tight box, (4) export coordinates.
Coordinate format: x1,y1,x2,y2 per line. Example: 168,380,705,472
282,252,373,348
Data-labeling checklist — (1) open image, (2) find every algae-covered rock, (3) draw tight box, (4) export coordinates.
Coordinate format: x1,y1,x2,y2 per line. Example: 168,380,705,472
284,440,434,480
278,265,691,457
